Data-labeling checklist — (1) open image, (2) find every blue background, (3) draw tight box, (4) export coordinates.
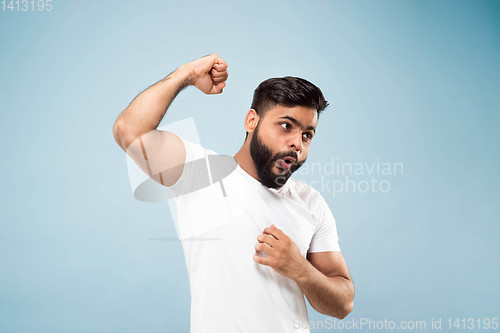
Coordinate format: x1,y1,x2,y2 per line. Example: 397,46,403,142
1,0,499,332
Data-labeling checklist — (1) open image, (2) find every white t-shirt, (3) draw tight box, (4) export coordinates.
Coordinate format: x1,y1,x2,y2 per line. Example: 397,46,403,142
167,136,341,333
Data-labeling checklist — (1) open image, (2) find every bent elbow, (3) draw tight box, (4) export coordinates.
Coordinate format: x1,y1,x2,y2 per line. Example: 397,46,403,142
342,300,354,319
332,300,353,320
113,120,135,152
339,280,355,319
112,121,125,150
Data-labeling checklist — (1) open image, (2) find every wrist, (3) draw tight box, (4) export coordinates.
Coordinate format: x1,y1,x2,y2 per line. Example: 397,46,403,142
290,256,314,283
175,64,196,86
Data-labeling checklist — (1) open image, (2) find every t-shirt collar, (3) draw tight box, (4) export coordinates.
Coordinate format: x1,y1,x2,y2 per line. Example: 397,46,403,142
234,162,290,194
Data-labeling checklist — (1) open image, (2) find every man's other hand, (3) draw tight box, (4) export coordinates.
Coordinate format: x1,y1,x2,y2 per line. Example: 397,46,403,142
253,224,307,280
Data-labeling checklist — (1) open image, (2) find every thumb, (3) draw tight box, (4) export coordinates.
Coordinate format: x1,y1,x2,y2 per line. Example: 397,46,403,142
213,81,226,93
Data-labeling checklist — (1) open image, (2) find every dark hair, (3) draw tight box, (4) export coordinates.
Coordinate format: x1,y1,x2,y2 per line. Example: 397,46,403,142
246,76,329,138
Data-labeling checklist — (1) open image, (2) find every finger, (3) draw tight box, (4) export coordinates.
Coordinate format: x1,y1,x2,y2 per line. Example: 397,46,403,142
254,242,272,254
210,72,229,81
267,224,287,239
262,225,280,240
212,73,228,84
211,67,227,78
253,253,269,266
213,58,228,71
257,234,277,247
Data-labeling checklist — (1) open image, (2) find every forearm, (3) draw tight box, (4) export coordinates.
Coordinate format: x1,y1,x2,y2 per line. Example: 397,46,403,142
294,259,354,319
113,64,193,149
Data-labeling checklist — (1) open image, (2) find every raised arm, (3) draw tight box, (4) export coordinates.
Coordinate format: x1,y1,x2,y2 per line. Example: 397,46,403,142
112,54,229,186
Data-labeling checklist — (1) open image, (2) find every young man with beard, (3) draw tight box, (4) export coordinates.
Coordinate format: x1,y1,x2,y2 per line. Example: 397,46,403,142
113,54,354,332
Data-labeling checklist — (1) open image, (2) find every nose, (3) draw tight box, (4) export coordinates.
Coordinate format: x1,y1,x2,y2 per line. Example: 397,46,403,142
289,131,303,153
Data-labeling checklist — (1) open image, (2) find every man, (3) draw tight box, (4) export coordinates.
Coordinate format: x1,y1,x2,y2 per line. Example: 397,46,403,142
113,54,354,332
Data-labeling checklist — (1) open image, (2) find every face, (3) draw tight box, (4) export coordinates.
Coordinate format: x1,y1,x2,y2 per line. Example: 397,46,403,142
249,105,318,188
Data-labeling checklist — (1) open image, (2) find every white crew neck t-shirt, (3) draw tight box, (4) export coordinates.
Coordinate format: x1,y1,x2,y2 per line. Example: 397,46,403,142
167,136,341,333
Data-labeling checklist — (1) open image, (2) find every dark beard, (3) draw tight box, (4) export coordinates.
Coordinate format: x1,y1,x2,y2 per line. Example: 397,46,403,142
249,125,305,189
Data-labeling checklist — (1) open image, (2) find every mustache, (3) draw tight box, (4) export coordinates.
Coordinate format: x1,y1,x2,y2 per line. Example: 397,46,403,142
274,151,298,161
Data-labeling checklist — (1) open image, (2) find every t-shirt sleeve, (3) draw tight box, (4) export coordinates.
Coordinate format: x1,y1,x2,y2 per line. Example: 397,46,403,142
308,195,341,253
166,134,212,197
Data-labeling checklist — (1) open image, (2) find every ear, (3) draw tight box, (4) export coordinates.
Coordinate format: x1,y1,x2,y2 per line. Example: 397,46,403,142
244,109,259,134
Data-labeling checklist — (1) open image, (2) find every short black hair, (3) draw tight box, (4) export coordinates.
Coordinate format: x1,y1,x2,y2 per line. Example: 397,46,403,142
246,76,329,138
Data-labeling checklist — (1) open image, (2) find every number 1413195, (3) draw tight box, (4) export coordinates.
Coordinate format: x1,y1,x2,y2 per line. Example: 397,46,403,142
1,0,53,12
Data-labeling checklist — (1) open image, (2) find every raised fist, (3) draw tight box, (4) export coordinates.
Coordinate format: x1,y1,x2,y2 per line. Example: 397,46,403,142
184,53,229,95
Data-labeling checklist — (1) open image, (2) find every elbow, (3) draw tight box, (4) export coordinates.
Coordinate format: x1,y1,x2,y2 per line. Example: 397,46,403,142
341,279,355,319
321,299,353,320
337,300,354,320
112,120,135,152
112,120,125,150
332,283,355,320
338,283,355,319
329,300,353,320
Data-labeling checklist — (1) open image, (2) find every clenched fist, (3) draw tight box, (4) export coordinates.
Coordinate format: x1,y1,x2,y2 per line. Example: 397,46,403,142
253,224,307,280
183,53,229,95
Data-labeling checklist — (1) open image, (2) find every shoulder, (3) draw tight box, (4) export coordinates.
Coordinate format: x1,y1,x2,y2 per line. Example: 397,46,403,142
286,177,329,212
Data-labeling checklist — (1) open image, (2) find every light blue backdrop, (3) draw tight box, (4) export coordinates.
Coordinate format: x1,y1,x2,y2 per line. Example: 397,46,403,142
1,0,498,332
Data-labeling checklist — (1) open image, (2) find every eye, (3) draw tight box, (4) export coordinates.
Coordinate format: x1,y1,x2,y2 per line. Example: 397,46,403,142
280,122,291,130
302,132,313,142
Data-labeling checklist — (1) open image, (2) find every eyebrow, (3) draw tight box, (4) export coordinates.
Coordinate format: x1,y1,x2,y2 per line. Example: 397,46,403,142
278,116,316,133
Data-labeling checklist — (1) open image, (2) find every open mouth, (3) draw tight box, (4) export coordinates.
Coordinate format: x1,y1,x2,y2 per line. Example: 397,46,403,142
278,156,296,170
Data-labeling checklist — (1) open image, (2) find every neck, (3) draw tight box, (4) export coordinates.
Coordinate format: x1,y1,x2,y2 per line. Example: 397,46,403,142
233,139,260,182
